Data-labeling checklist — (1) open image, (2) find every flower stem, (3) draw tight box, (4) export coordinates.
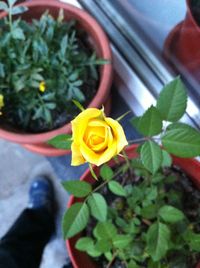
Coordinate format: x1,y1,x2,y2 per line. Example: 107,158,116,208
106,251,118,268
92,165,127,194
8,7,12,32
122,149,132,172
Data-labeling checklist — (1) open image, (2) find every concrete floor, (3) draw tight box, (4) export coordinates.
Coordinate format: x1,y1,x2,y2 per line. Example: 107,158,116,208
0,139,70,268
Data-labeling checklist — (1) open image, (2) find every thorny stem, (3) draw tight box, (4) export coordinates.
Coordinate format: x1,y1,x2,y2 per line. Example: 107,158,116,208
92,165,127,194
122,149,132,173
8,6,12,32
106,251,118,268
128,136,160,144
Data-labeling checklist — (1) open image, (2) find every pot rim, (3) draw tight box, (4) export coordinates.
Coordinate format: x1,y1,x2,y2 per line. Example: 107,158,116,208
0,0,112,144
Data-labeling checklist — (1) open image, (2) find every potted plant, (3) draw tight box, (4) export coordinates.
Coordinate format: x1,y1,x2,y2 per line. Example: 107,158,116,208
0,0,112,156
51,77,200,267
164,0,200,79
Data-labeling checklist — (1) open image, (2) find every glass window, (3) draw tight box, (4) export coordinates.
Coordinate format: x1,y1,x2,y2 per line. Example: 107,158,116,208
79,0,200,127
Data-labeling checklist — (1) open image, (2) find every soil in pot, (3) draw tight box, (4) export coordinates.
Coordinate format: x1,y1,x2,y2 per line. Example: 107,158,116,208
191,0,200,26
0,12,102,133
84,164,200,268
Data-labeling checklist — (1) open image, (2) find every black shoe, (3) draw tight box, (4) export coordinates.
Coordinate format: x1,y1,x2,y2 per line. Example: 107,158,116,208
28,175,55,214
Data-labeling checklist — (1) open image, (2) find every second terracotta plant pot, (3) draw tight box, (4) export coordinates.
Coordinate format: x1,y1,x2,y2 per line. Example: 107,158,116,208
164,0,200,78
0,0,112,156
67,144,200,268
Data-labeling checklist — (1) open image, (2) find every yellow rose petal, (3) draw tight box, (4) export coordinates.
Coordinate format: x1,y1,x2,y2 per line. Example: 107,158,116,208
72,108,102,146
80,141,102,166
97,139,118,166
105,117,128,153
71,142,86,166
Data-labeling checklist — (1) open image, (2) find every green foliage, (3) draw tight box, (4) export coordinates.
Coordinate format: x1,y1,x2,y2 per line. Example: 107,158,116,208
0,4,107,132
159,205,185,223
140,141,162,174
62,77,200,267
75,237,94,251
94,222,117,240
131,106,163,136
162,124,200,157
47,134,72,149
100,164,114,181
62,180,92,197
147,222,170,261
87,193,107,222
156,77,187,122
108,181,127,196
62,202,89,239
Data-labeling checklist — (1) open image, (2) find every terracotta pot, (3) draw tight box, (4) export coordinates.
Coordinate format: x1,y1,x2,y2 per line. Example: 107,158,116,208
164,0,200,77
67,144,200,268
0,0,112,156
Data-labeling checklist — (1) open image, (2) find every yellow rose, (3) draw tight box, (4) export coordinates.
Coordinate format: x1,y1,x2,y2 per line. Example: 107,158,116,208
71,108,128,166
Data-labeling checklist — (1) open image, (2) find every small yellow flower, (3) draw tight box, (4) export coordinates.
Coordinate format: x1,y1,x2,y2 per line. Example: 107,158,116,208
71,108,128,166
0,94,4,116
39,81,46,93
0,94,4,109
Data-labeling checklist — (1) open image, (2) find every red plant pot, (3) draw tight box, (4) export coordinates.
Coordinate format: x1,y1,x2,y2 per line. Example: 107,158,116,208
164,0,200,77
0,0,112,156
67,144,200,268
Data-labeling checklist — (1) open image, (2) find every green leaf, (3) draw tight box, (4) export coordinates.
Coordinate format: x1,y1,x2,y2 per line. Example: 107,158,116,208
140,141,162,174
75,237,94,251
152,173,165,184
161,150,172,167
145,186,158,201
156,77,187,122
72,99,84,111
0,63,5,78
100,164,114,181
108,181,126,197
60,35,68,57
86,246,101,257
147,222,170,261
161,124,200,157
159,205,185,223
69,72,78,81
136,106,163,136
11,6,28,15
12,27,25,40
62,202,89,239
166,122,189,131
87,193,107,222
62,180,92,197
184,230,200,251
47,134,72,150
8,0,17,7
130,116,141,130
113,235,132,249
72,87,85,102
127,260,140,268
94,222,117,240
130,158,145,170
45,103,56,110
104,252,112,261
141,204,158,219
95,239,112,253
0,1,8,11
